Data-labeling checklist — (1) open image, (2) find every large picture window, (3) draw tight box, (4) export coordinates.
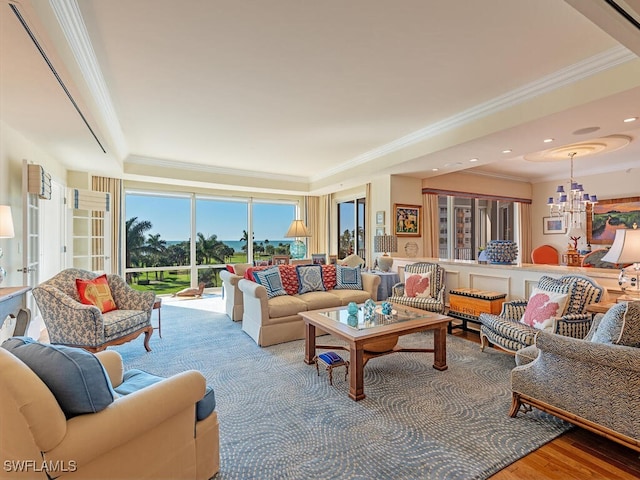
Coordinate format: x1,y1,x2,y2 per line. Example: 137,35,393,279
337,197,366,260
125,191,297,293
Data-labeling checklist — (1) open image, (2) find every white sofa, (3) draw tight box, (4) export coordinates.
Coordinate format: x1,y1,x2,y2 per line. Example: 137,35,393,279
238,264,380,346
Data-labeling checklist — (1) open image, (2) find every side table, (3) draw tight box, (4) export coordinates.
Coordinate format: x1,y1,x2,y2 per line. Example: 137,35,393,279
371,271,400,301
153,298,162,338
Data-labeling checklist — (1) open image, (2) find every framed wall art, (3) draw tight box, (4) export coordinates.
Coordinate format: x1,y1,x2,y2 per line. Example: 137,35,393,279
394,204,421,237
376,211,385,225
272,255,290,265
542,216,566,235
587,196,640,244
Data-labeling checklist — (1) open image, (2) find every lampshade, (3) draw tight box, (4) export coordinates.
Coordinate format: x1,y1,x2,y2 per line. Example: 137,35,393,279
601,229,640,264
284,220,310,238
374,235,398,254
0,205,15,238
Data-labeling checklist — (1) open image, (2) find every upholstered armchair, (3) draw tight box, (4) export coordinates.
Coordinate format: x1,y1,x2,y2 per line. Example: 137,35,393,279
32,268,155,352
0,339,219,479
479,274,604,353
386,262,446,314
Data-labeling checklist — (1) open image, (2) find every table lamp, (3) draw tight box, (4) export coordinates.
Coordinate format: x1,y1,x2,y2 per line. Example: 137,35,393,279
285,220,311,259
601,228,640,297
374,234,398,272
0,205,16,285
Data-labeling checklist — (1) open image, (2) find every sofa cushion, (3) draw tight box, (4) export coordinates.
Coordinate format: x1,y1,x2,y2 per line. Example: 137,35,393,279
76,273,117,313
1,337,116,418
267,295,309,319
591,301,640,347
334,265,362,290
115,369,216,421
297,291,342,310
330,289,372,305
296,265,326,294
253,267,288,299
520,287,569,330
404,272,431,298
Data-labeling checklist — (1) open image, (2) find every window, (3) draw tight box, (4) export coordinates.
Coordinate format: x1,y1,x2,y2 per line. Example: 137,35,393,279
438,194,515,260
337,197,366,259
124,190,297,293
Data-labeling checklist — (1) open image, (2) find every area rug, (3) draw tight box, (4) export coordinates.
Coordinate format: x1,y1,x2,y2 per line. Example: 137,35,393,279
114,303,571,480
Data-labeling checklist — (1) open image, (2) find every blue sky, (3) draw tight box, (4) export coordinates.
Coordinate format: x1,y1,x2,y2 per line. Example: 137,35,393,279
126,194,296,242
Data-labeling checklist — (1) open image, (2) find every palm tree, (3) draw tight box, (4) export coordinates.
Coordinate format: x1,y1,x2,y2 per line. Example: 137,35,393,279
125,217,153,269
146,233,167,280
239,230,253,253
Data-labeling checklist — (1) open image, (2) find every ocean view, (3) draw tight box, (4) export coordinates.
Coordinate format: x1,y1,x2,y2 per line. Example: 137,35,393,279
167,239,293,253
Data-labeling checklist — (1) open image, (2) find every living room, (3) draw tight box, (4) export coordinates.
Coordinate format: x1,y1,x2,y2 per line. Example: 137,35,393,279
1,1,640,479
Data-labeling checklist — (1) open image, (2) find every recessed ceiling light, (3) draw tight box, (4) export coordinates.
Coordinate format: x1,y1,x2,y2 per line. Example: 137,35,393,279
432,168,439,172
543,138,554,143
469,158,478,162
502,149,512,154
623,117,637,123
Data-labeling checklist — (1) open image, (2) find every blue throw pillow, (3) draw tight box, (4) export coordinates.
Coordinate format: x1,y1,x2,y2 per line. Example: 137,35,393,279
1,337,116,418
253,267,288,299
296,265,326,294
116,369,216,421
335,265,363,290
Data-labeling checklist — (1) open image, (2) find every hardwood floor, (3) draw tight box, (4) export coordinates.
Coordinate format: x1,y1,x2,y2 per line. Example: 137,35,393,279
451,328,640,479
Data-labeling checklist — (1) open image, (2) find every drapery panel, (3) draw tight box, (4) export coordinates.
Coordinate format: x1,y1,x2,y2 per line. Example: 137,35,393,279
91,176,122,274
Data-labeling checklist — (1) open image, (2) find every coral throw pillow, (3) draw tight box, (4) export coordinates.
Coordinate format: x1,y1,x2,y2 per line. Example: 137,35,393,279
520,287,568,330
76,274,117,313
404,272,432,298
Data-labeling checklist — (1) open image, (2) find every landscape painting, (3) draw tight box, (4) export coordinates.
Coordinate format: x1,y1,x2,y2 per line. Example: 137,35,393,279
587,196,640,244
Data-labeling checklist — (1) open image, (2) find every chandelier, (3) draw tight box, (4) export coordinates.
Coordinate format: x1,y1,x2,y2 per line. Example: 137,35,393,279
546,152,598,231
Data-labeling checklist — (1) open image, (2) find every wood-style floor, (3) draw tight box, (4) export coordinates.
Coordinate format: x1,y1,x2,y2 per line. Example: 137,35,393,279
451,329,640,480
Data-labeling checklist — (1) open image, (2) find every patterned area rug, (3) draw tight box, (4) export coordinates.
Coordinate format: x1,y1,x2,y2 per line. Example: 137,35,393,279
114,302,571,480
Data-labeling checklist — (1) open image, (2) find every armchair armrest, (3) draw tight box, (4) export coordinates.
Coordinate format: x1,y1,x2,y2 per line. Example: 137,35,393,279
220,270,242,287
391,282,405,297
46,370,207,465
107,274,156,313
500,300,528,320
552,313,592,339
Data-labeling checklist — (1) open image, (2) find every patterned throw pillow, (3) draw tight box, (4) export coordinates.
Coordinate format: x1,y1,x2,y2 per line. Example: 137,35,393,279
277,265,300,295
296,265,326,294
536,276,575,316
520,287,569,330
591,301,640,347
321,264,337,290
252,267,288,299
334,265,362,290
404,272,432,298
76,274,117,313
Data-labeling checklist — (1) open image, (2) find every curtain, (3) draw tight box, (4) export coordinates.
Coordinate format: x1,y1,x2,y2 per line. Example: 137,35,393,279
518,202,532,263
365,183,371,267
423,193,439,258
92,176,122,274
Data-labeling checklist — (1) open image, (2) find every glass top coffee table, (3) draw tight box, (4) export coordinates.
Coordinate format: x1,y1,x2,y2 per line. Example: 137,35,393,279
301,303,451,401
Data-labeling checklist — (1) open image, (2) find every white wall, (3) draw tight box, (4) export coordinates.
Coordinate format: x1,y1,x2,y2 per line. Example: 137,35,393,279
0,122,66,287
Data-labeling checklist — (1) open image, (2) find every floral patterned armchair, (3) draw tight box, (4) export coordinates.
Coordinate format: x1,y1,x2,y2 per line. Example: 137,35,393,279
479,274,604,353
33,269,155,352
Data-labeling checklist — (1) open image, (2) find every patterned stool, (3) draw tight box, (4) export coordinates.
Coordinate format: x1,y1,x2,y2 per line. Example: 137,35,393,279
314,351,349,386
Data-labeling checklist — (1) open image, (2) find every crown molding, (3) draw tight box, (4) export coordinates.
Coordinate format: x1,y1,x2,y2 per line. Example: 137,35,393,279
126,155,309,183
50,0,127,158
312,45,636,182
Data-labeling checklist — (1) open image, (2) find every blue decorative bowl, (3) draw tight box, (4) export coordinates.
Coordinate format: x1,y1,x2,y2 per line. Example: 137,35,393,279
485,240,518,264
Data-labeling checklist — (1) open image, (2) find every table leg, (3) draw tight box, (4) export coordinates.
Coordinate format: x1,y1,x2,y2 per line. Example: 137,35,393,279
433,325,448,371
304,323,316,365
349,343,366,401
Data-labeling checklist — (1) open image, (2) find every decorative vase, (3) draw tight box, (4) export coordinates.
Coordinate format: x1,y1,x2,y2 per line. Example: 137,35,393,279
347,302,358,315
378,255,393,272
485,240,518,264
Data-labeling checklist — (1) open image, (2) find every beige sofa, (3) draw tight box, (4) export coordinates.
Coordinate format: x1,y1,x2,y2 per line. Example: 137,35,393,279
238,264,380,346
0,345,219,480
220,263,252,321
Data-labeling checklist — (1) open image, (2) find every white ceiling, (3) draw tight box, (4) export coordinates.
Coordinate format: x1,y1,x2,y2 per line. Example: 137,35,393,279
1,0,639,195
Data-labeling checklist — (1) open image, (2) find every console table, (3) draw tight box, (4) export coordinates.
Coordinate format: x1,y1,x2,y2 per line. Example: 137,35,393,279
0,286,32,336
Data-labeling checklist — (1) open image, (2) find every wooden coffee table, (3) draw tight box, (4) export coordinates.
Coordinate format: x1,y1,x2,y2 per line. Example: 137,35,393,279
301,303,451,401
